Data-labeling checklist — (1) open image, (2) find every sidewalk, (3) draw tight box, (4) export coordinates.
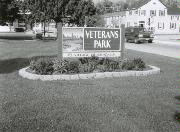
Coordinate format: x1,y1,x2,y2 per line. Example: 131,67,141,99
154,34,180,46
125,42,180,59
153,40,180,46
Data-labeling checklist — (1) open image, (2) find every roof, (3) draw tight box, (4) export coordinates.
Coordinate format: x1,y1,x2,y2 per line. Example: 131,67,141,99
167,7,180,15
128,0,180,15
128,0,168,9
103,0,180,16
102,12,125,17
128,0,151,10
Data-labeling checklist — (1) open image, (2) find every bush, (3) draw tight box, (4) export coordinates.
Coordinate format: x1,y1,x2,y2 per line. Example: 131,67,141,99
79,57,89,64
96,58,121,72
52,59,69,74
29,57,146,75
78,63,93,73
29,57,54,75
122,58,146,71
78,56,100,73
68,61,80,74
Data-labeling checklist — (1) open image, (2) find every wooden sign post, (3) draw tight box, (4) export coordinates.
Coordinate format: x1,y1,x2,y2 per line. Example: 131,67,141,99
121,24,125,60
57,22,63,60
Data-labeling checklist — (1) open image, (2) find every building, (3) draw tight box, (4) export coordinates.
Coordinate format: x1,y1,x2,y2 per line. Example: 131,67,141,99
103,0,180,34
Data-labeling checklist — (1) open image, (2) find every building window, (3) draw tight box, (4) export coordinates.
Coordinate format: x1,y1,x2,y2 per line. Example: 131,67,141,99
129,11,132,15
150,10,156,16
139,21,145,28
159,10,165,16
141,10,146,16
135,10,138,14
170,23,176,29
171,16,173,20
127,22,130,27
158,22,164,30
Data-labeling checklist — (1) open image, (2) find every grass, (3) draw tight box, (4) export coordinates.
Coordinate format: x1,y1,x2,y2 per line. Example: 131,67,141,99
0,39,58,60
0,39,179,132
0,32,35,40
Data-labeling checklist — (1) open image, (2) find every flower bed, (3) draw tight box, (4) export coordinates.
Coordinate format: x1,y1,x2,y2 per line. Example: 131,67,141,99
28,56,147,75
18,56,160,81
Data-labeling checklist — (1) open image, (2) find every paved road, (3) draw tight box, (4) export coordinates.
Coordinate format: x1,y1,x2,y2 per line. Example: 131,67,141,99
125,42,180,59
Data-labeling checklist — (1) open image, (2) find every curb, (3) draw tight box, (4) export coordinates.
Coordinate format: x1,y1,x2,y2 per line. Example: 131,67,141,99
19,65,160,81
154,40,180,46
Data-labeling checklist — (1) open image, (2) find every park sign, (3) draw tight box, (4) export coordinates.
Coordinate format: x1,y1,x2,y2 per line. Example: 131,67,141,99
62,26,124,58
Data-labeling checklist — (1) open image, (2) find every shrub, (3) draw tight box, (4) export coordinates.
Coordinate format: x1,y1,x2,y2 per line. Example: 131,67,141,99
78,63,93,73
68,61,80,74
29,57,54,75
78,56,100,73
122,58,146,71
133,58,146,70
96,58,121,72
79,57,89,64
29,57,146,75
52,59,69,74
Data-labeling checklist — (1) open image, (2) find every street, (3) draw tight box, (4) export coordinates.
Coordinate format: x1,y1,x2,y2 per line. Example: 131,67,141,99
125,42,180,59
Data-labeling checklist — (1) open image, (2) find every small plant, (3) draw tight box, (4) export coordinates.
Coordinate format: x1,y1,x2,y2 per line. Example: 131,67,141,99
78,63,92,73
68,61,80,74
133,58,146,70
29,57,54,75
79,57,89,64
78,56,100,73
122,58,146,71
97,58,121,72
52,59,69,74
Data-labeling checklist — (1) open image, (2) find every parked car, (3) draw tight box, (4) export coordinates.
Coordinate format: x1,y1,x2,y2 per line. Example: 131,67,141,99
14,27,25,32
125,26,154,44
0,24,10,32
33,23,57,40
35,31,57,40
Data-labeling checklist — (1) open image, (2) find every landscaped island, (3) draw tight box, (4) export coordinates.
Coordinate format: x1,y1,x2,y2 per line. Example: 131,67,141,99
18,56,160,81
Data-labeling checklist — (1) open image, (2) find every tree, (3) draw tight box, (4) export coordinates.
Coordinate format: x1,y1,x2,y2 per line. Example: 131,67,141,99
22,0,97,59
96,0,113,14
21,0,96,26
86,15,105,27
0,0,19,24
64,0,97,26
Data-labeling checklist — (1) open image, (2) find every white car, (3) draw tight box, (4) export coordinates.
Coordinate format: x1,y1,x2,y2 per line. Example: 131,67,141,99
0,25,10,32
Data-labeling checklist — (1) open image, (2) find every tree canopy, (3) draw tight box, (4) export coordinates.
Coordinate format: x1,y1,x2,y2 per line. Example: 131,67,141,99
0,0,19,23
15,0,97,26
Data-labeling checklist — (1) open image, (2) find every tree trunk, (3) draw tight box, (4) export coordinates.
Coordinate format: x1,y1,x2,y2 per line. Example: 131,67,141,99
9,22,12,32
57,22,63,60
43,21,46,37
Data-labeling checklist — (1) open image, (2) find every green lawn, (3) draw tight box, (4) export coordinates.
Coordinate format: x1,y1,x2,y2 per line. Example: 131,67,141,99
0,39,179,132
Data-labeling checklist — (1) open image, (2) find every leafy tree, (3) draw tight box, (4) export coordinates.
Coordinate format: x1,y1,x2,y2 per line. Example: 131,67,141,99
0,0,19,24
21,0,97,59
86,15,105,27
20,0,96,27
96,0,113,14
63,0,97,26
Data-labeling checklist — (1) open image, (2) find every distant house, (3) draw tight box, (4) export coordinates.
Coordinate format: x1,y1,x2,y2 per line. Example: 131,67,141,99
103,0,180,34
